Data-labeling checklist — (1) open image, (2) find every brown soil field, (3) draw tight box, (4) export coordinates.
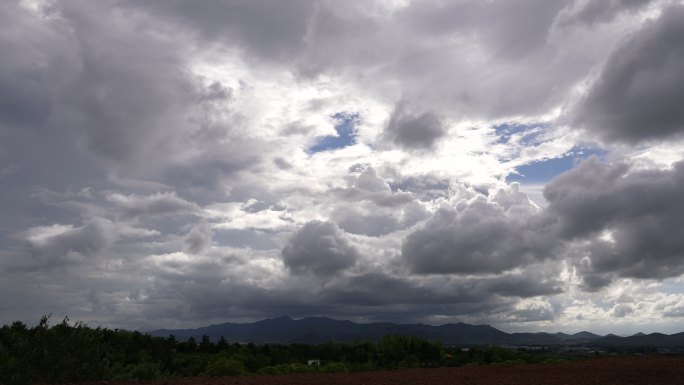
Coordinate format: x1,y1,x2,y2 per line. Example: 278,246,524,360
78,356,684,385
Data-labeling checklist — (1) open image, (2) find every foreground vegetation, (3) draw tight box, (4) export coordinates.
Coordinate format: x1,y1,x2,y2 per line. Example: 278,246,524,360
0,316,569,384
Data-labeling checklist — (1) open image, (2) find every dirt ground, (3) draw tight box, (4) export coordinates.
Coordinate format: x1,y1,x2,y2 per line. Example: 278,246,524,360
80,356,684,385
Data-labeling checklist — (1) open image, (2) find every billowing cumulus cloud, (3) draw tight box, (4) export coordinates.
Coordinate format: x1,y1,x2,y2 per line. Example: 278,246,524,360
545,158,684,286
329,168,429,236
3,0,684,335
402,185,549,275
281,221,359,276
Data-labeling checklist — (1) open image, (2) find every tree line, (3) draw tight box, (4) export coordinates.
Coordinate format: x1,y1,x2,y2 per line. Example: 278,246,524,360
0,316,560,384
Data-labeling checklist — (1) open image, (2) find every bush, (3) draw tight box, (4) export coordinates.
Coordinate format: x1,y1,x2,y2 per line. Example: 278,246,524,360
204,356,246,377
256,365,282,375
320,362,349,373
398,354,420,369
266,363,311,374
131,362,162,380
110,363,162,381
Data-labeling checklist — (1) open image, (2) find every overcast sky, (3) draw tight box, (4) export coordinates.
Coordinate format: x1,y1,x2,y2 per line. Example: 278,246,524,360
2,0,684,335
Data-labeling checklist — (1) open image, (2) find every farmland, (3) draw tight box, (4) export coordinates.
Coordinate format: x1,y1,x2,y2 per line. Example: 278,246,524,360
71,357,684,385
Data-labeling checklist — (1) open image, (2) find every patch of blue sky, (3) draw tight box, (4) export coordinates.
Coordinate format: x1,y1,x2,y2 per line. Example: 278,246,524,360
308,112,360,154
507,147,607,184
495,122,549,146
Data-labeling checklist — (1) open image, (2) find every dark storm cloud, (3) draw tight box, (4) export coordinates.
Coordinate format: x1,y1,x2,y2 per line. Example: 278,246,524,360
51,0,201,166
474,273,563,298
544,158,684,284
121,0,316,62
0,2,60,128
401,153,684,291
401,156,684,289
325,271,561,308
508,306,555,322
135,256,330,322
401,192,551,275
135,261,551,325
385,100,446,149
281,221,359,276
323,272,553,308
321,273,444,306
578,270,617,292
0,2,104,236
543,159,632,239
574,4,684,143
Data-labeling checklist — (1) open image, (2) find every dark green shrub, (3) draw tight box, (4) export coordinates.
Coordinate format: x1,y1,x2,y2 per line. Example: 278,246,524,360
130,362,162,380
256,365,282,375
204,356,246,376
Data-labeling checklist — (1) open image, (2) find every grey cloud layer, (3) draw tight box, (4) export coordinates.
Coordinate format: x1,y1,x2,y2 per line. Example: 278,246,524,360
0,0,263,205
401,185,553,275
545,158,684,285
123,0,316,62
122,0,625,122
556,0,654,27
574,4,684,142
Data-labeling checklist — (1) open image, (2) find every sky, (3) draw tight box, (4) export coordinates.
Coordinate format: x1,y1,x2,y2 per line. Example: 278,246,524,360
2,0,684,336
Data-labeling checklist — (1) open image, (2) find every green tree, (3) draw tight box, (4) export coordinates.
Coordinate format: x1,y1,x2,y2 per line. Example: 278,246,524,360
199,334,214,353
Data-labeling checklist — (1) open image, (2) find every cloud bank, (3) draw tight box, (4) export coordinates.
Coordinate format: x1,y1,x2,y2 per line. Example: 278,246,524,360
2,0,684,334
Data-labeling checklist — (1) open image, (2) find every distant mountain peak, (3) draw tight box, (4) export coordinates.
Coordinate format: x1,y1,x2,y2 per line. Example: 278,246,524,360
147,316,684,347
572,331,601,339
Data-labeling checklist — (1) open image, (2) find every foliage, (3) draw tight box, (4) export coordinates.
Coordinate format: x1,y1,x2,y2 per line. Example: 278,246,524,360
0,316,575,384
204,356,246,376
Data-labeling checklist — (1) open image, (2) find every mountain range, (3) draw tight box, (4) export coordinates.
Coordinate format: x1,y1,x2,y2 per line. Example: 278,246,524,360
148,316,684,348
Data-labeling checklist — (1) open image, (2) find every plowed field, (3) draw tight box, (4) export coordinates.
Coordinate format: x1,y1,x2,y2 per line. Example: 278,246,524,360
79,356,684,385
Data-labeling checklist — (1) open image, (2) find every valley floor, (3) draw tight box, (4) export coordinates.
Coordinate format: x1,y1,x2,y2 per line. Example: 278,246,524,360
71,356,684,385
